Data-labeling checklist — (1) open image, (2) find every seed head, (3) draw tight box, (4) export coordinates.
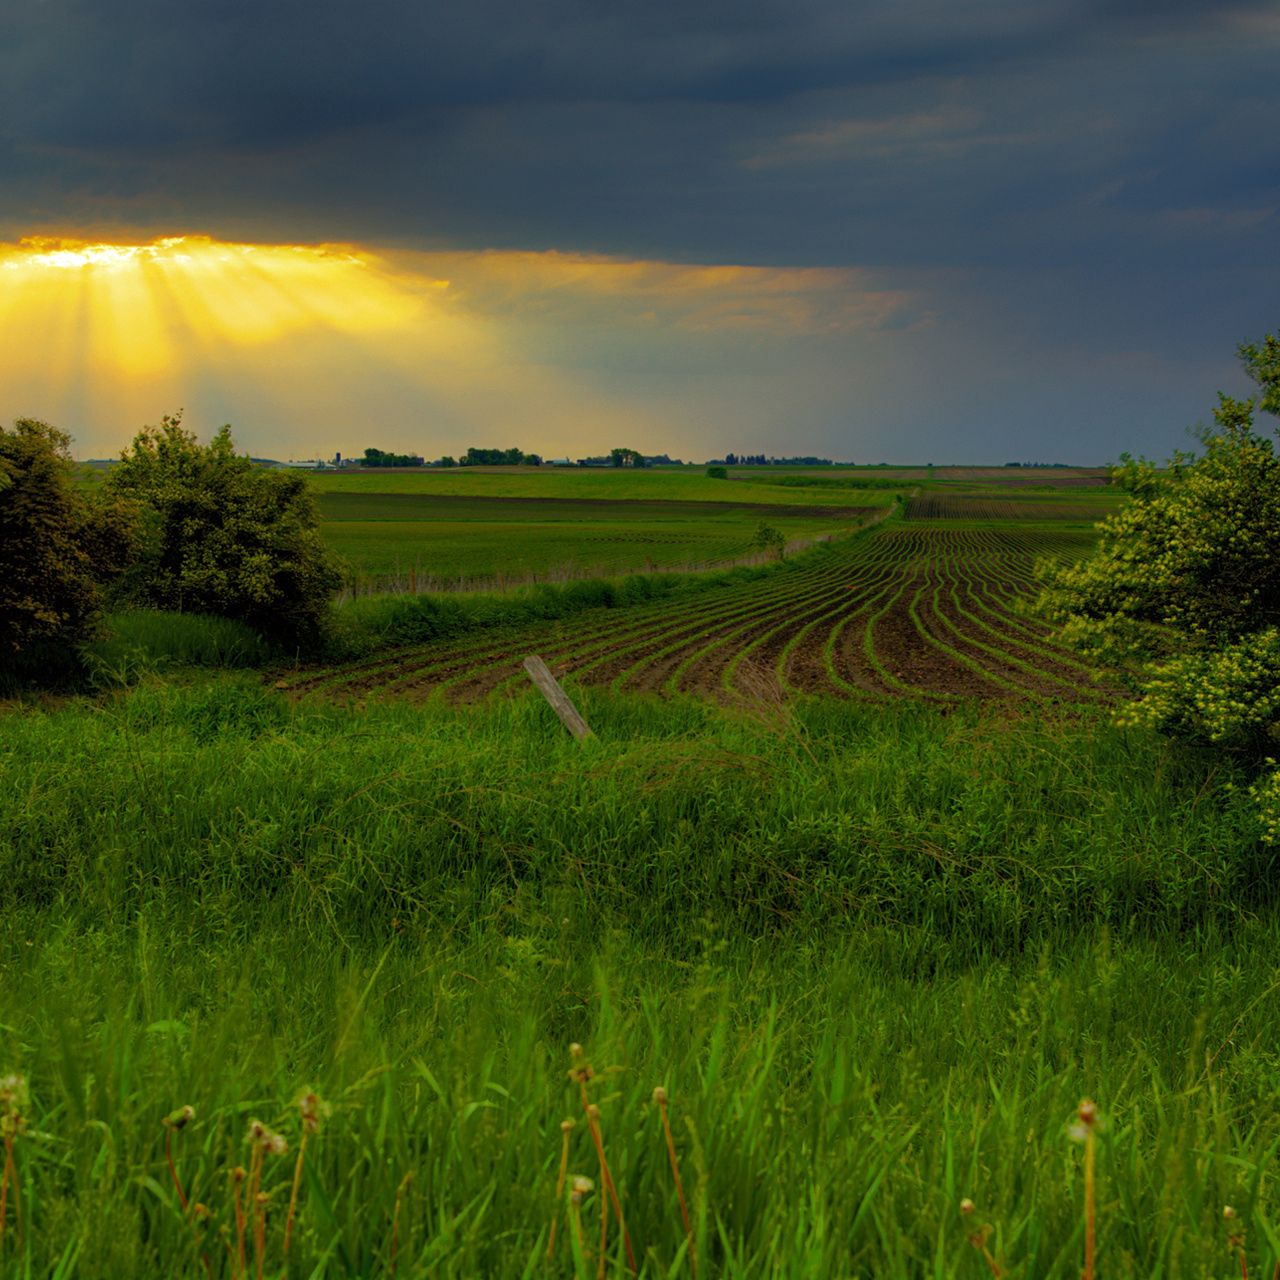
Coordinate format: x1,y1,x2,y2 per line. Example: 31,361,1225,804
569,1043,584,1060
297,1090,328,1133
1068,1097,1102,1143
587,1103,601,1120
247,1120,287,1155
959,1198,975,1216
560,1118,576,1133
165,1104,196,1130
570,1175,594,1204
652,1086,668,1105
1224,1204,1238,1220
0,1075,28,1113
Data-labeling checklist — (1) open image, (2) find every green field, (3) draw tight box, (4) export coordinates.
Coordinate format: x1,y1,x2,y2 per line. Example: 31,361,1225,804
307,465,1120,590
302,470,1124,702
309,469,895,587
12,464,1268,1278
325,518,848,584
304,466,903,505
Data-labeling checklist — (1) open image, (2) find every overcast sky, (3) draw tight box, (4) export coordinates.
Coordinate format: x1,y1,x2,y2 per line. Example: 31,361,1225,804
1,0,1276,462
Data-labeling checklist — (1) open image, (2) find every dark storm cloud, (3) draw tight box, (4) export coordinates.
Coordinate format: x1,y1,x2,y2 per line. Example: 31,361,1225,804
2,0,1277,460
3,0,1275,272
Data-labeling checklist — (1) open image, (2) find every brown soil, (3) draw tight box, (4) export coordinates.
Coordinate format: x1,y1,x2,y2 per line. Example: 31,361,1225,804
284,521,1112,708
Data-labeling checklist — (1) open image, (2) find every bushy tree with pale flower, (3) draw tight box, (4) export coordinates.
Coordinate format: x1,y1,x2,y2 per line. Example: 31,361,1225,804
1039,332,1280,843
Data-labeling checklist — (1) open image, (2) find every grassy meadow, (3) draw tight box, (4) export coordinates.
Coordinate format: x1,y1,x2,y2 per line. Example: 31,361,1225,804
1,676,1278,1277
8,464,1271,1277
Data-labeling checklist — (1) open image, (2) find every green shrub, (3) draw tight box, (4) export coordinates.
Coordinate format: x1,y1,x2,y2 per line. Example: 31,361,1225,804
1040,331,1280,840
106,413,341,649
752,521,786,559
0,418,134,688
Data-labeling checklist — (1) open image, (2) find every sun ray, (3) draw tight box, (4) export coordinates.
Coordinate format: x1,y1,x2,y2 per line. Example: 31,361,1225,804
0,231,894,457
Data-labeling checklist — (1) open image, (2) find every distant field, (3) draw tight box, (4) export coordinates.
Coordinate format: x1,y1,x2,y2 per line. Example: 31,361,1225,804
299,522,1099,704
306,466,899,507
301,465,1122,700
326,515,871,583
904,493,1122,522
81,460,1120,595
312,472,890,585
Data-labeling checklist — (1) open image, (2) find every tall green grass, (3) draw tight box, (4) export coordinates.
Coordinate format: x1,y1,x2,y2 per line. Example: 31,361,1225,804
0,681,1275,1276
84,610,276,677
320,558,798,662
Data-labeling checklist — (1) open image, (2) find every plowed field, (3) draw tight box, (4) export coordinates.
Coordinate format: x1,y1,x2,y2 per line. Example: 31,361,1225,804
293,512,1104,704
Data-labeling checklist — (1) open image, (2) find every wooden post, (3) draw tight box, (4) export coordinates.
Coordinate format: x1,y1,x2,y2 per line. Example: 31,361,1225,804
522,655,593,741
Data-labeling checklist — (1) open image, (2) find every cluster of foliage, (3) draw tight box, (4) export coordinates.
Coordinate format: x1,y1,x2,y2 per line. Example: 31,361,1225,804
460,446,541,466
705,464,728,479
608,446,644,467
1041,333,1280,842
0,418,134,684
360,447,424,467
105,414,342,648
751,521,787,559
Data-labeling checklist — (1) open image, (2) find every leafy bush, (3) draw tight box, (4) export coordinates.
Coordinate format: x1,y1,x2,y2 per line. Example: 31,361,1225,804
752,522,786,559
106,414,341,649
705,465,728,479
0,418,134,686
1040,332,1280,840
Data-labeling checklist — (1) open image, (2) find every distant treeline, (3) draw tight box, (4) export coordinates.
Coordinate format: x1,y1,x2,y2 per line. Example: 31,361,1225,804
709,453,835,466
357,446,688,468
362,446,542,468
361,448,425,467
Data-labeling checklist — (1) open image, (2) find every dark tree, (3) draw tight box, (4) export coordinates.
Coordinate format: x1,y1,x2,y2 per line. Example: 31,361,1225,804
0,418,134,682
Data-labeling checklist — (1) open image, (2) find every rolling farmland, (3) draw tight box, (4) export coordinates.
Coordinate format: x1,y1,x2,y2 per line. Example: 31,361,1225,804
294,487,1113,704
312,478,891,587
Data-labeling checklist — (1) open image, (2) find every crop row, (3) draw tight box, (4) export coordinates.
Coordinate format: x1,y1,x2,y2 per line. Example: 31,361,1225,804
290,520,1103,705
905,495,1115,522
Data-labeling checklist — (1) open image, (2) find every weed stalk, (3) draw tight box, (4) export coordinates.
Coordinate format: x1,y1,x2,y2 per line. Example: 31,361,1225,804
547,1118,575,1261
284,1092,325,1260
162,1106,196,1211
570,1045,636,1271
231,1166,248,1280
390,1170,413,1280
0,1075,25,1246
959,1199,1001,1278
1225,1205,1248,1280
654,1087,696,1278
1076,1099,1098,1280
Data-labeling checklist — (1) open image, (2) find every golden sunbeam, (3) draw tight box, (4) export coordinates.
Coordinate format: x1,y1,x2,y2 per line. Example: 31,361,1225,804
0,232,899,457
0,236,432,368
